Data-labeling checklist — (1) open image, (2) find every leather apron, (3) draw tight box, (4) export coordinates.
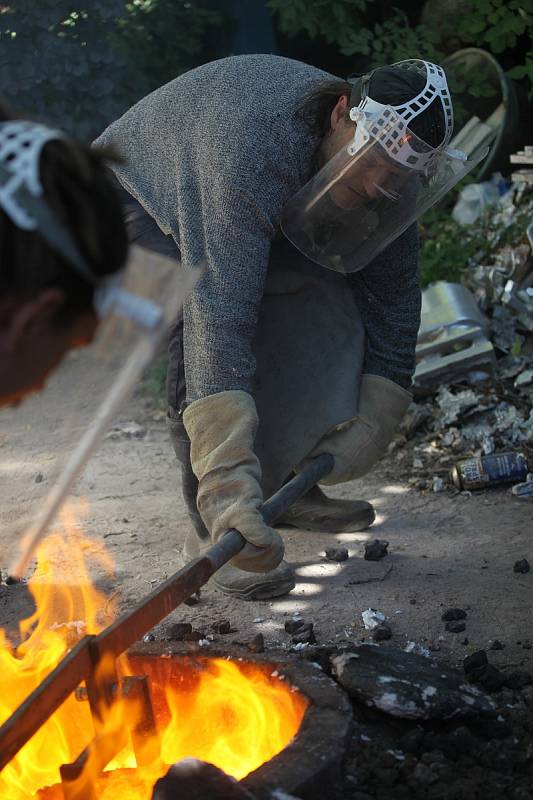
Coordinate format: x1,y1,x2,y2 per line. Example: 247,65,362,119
253,238,364,498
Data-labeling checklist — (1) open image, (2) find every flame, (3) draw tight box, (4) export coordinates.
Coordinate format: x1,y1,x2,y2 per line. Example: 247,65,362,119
0,502,117,800
1,507,308,799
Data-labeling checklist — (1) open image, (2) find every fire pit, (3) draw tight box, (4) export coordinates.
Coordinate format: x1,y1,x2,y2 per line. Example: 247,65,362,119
23,646,351,800
0,469,350,800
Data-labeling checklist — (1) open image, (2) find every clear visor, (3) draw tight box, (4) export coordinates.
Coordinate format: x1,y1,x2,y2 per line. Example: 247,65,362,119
2,246,197,577
281,107,488,274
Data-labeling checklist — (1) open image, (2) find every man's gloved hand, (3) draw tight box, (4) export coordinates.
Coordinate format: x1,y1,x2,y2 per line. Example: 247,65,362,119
182,390,284,572
300,374,411,485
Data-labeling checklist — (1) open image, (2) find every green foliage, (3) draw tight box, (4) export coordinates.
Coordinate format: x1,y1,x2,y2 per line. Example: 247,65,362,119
117,1,224,96
0,1,225,141
457,0,531,55
339,16,442,65
0,1,129,140
267,0,533,96
418,194,532,287
266,0,367,45
418,206,488,286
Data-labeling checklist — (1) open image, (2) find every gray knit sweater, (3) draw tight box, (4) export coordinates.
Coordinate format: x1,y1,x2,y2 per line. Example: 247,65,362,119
95,54,421,400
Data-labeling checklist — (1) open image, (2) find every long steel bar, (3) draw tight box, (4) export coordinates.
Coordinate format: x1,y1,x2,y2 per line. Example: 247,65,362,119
0,454,333,772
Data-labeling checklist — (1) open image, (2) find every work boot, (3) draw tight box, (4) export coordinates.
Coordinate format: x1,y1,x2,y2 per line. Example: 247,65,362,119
182,527,295,600
213,560,295,600
183,527,295,600
276,483,375,533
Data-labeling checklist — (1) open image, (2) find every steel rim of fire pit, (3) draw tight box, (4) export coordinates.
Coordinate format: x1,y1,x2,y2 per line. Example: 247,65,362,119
127,644,354,800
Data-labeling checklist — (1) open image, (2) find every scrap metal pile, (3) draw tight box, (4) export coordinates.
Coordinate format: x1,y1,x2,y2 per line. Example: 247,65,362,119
394,181,533,492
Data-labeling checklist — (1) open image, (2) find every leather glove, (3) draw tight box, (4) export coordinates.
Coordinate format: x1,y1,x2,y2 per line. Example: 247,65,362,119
182,390,284,572
300,374,411,485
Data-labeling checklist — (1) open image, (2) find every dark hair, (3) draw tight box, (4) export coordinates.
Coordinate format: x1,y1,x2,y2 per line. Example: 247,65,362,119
298,65,447,148
297,79,354,137
0,102,128,321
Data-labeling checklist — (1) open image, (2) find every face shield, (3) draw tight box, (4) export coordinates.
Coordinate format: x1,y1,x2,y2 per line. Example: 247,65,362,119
281,60,489,274
0,122,197,577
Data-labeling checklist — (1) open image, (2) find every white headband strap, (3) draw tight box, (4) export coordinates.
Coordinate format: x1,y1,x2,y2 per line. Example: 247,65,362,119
0,121,65,230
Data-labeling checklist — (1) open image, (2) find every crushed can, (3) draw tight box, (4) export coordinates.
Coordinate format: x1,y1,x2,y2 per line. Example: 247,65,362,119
451,452,529,491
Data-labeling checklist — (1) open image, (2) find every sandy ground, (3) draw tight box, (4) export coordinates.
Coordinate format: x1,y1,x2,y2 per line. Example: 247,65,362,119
2,381,531,675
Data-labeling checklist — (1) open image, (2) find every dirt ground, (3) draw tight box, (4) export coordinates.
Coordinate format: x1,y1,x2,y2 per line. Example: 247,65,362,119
1,379,532,669
1,378,532,799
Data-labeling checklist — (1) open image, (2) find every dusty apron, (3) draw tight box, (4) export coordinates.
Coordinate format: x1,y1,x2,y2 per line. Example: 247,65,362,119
121,190,364,504
253,236,364,497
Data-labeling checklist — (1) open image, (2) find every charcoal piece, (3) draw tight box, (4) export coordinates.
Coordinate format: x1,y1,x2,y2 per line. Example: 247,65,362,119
292,624,316,645
211,620,231,635
489,639,505,650
364,540,389,561
248,633,265,653
5,575,23,585
514,559,530,574
372,624,392,642
152,759,254,800
504,671,533,690
468,715,512,740
168,622,193,641
463,650,488,674
284,619,306,634
434,726,477,761
467,664,506,692
445,621,466,633
183,591,201,606
331,645,495,720
324,546,349,562
182,630,203,642
399,727,424,753
441,608,467,621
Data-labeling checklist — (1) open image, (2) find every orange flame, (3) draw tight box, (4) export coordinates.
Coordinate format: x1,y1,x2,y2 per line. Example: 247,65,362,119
1,507,308,800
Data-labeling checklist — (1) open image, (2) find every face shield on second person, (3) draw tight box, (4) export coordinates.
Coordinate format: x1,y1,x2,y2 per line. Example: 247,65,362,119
281,104,488,275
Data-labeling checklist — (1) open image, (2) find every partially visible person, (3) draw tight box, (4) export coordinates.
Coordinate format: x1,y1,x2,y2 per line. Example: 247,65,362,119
94,55,465,600
0,103,128,407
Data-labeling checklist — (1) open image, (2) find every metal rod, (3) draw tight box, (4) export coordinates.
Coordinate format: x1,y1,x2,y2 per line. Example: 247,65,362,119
0,456,333,772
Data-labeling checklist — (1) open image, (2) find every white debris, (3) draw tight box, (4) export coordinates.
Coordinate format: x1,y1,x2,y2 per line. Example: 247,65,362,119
106,421,146,439
404,641,432,658
253,617,265,623
436,387,481,425
422,686,437,702
374,692,420,717
432,476,445,493
362,608,386,630
50,620,86,635
515,369,533,387
387,749,406,761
